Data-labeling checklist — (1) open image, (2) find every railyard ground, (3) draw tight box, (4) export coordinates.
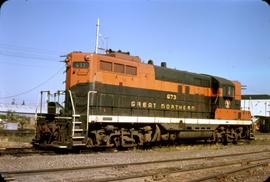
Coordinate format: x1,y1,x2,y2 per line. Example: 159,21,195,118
0,130,33,148
0,132,270,181
1,141,270,181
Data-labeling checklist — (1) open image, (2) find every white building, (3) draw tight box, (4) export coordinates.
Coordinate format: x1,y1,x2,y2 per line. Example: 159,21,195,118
0,103,38,117
241,95,270,117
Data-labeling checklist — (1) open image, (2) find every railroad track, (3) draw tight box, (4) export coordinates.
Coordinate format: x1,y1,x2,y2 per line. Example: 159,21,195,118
1,149,270,181
94,159,270,182
0,148,56,156
190,161,270,182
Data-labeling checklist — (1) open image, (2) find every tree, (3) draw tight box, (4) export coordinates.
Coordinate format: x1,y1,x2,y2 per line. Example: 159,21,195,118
18,118,26,130
6,110,16,122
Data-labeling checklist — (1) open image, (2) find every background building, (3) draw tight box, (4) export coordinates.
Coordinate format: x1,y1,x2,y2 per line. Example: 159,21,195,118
241,95,270,117
0,103,37,118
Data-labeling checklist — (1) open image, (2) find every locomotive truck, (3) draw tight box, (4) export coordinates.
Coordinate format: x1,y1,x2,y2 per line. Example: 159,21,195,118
34,50,254,149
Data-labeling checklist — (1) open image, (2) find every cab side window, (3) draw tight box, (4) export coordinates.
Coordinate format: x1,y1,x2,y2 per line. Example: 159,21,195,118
223,86,234,97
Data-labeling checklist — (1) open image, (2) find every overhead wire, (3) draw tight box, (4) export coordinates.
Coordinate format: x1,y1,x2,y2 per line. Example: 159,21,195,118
0,43,65,55
0,43,68,99
0,43,67,63
0,50,61,62
0,61,57,68
0,65,66,100
0,47,65,68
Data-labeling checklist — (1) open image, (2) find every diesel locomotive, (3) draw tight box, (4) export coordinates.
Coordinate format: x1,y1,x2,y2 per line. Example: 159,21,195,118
34,50,254,148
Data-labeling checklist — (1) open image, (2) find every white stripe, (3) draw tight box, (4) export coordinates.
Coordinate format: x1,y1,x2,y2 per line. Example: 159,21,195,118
89,115,252,125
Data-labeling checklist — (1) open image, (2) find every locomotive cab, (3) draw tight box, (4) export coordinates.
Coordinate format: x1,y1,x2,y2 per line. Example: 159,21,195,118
210,76,245,120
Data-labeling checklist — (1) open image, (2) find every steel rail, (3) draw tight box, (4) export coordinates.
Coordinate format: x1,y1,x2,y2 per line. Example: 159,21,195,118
0,150,269,176
0,148,55,156
190,160,270,182
92,157,270,182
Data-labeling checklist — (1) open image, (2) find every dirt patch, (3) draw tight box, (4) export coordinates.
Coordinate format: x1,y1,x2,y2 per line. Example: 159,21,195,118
0,135,33,148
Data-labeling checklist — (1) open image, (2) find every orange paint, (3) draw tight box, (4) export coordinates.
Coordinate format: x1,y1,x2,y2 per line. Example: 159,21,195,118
65,51,250,121
214,108,240,120
233,81,241,100
65,52,213,96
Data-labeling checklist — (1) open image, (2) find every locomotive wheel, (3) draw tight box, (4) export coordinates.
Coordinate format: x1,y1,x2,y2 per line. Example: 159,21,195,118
113,136,121,147
232,131,238,144
221,134,228,145
86,137,94,148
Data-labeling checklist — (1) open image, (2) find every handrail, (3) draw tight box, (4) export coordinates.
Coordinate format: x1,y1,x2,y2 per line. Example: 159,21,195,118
86,91,97,134
69,90,77,137
68,90,76,116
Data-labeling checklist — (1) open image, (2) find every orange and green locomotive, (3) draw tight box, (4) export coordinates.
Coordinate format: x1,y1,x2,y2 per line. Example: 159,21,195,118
34,50,254,148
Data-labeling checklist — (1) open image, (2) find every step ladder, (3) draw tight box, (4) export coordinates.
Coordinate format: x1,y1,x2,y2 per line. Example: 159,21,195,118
71,114,86,146
69,90,97,147
68,90,86,147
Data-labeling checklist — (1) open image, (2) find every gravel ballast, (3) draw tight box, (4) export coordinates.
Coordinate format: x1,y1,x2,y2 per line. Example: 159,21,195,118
1,142,270,181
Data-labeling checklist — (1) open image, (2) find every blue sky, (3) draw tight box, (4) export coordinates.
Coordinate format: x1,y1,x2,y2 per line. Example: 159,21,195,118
0,0,270,104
